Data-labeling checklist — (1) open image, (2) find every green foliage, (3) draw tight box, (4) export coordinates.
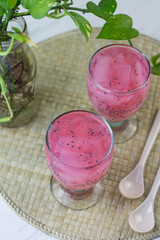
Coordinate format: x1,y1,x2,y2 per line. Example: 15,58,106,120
87,0,117,21
151,53,160,66
87,0,139,41
20,0,36,9
15,0,21,8
97,14,139,40
21,0,56,19
151,54,160,75
0,7,5,16
151,65,160,75
64,9,92,42
0,0,17,10
0,0,140,44
12,27,21,32
7,32,37,46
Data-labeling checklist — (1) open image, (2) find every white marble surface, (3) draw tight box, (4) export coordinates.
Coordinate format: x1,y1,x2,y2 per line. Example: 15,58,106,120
1,0,160,239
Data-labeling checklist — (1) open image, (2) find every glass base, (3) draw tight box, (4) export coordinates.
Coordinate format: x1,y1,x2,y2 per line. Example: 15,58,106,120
0,99,37,128
50,177,105,210
107,114,138,144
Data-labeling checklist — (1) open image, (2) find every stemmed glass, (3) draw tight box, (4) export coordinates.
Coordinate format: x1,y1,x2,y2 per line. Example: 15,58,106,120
87,44,151,143
45,110,114,210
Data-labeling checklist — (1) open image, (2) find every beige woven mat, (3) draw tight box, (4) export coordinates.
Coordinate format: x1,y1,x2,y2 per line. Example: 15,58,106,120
0,28,160,240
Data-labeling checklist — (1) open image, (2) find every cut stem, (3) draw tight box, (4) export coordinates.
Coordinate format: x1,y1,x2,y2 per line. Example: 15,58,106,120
0,37,14,56
128,39,133,47
0,75,14,122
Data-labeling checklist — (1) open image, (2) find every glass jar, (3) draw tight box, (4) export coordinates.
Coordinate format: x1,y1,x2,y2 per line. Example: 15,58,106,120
0,17,37,127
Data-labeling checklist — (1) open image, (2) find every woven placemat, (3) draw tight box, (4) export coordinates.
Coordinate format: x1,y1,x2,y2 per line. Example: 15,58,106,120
0,28,160,240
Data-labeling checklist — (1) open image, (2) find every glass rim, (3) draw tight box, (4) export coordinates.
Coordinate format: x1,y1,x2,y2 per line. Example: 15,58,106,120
11,16,27,33
45,110,114,169
88,44,151,95
2,17,27,49
11,17,27,48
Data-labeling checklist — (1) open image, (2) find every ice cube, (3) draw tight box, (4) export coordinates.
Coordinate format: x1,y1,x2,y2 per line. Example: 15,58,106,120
134,61,147,87
115,52,127,65
92,55,113,87
112,64,131,91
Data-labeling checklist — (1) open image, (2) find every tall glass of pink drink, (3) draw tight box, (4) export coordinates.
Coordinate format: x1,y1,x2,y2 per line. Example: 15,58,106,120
87,44,151,143
45,110,114,210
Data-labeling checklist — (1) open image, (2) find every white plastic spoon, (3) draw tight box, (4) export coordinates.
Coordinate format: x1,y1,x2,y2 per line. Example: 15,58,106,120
119,108,160,199
129,167,160,233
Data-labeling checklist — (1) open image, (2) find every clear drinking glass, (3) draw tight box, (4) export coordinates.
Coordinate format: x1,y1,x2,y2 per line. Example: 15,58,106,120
45,110,114,210
87,44,151,143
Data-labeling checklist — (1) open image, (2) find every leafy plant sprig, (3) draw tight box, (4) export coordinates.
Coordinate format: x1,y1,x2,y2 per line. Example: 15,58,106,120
0,0,158,122
0,0,139,45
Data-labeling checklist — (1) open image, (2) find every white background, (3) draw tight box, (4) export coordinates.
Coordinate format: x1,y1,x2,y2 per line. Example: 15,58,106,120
1,0,160,240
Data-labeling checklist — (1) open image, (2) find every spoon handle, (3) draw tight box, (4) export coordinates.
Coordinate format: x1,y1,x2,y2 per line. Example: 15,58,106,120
139,108,160,167
148,167,160,200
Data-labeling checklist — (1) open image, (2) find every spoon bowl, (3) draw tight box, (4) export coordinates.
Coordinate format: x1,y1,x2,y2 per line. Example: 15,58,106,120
129,167,160,233
119,164,144,198
129,198,154,233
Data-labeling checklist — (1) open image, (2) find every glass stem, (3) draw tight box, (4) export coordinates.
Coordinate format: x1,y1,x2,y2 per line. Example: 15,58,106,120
107,120,127,128
107,120,129,132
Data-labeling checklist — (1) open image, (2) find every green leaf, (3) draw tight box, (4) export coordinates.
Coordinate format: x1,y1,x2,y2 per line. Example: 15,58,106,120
30,0,56,19
12,27,21,33
0,0,17,10
151,53,160,66
15,0,21,8
20,0,36,9
151,64,160,75
87,0,117,21
97,14,139,40
64,10,92,42
7,32,37,47
0,7,5,16
21,0,56,19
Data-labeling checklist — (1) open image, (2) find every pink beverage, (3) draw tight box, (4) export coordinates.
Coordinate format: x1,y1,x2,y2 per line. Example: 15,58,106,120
45,111,113,191
87,44,151,122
